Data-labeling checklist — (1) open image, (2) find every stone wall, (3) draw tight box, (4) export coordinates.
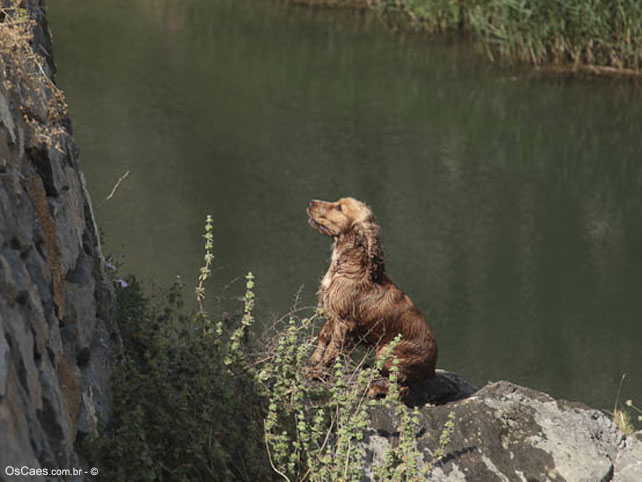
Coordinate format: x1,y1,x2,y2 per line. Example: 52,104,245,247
0,0,116,479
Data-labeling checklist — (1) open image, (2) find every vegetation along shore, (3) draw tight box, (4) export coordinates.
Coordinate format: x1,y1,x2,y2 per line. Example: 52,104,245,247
288,0,642,75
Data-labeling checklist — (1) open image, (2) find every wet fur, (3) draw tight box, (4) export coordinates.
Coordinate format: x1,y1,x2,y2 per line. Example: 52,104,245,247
306,197,438,397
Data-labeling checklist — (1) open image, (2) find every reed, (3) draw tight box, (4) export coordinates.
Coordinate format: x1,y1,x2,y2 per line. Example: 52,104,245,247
297,0,642,74
456,0,642,73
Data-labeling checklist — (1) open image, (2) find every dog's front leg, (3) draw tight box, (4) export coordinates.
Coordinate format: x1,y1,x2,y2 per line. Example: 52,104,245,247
303,318,335,380
308,318,334,366
318,318,350,368
304,316,350,379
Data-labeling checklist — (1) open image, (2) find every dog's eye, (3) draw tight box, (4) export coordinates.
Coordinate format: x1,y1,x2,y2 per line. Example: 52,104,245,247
336,205,342,212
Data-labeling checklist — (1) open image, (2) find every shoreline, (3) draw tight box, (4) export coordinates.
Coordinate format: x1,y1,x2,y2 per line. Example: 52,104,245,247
284,0,642,78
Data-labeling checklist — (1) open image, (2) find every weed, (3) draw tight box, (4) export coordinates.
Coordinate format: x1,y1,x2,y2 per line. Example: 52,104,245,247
257,325,455,481
371,339,455,480
610,374,641,435
0,0,68,149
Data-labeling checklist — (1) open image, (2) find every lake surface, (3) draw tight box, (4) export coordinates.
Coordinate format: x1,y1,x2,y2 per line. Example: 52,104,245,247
48,0,642,411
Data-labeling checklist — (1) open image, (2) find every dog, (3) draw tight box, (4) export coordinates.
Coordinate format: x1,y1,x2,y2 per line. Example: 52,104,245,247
305,197,437,397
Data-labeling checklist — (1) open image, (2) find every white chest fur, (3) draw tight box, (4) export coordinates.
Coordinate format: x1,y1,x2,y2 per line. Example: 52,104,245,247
320,246,340,290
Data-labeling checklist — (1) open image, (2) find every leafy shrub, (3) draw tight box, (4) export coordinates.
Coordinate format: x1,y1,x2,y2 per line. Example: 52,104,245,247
257,322,455,481
82,219,270,481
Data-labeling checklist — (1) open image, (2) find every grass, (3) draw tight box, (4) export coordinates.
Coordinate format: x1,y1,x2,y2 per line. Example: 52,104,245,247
418,0,642,73
291,0,642,74
83,216,456,481
611,374,642,435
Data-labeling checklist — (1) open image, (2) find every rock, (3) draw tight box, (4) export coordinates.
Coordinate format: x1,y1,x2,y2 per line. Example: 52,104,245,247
405,369,480,407
362,378,642,482
0,92,16,144
0,319,9,399
0,0,117,479
613,431,642,482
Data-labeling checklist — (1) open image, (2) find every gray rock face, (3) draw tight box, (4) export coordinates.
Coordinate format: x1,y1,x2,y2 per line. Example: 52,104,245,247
363,378,642,482
0,0,116,479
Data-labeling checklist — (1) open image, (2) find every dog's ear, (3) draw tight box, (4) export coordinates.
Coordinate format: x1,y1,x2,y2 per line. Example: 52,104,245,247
354,216,385,283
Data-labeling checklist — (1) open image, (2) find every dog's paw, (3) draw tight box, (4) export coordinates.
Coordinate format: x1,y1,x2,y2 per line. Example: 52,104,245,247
367,381,389,399
367,382,410,400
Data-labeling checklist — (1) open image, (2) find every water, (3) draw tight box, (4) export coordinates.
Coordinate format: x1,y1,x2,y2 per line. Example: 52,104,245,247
47,0,642,411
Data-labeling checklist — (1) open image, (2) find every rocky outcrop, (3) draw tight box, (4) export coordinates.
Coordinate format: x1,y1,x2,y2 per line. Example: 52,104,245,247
0,0,116,479
364,373,642,481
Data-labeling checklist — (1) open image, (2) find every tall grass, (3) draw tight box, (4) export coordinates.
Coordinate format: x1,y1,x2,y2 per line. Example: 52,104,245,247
465,0,642,71
610,374,642,435
351,0,642,73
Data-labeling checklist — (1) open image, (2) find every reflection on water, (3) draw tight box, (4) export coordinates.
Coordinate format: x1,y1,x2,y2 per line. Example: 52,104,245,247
48,0,642,409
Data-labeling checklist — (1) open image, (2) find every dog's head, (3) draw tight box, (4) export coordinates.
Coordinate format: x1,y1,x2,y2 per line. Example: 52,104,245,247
307,197,385,282
307,197,372,237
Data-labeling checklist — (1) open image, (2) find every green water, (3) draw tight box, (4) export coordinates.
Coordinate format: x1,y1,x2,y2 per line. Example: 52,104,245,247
48,0,642,410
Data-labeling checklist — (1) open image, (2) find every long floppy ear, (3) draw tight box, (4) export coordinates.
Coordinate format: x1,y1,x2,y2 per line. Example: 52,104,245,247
353,215,385,283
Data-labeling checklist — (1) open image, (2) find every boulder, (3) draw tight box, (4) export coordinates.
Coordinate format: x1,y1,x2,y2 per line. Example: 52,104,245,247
363,375,642,481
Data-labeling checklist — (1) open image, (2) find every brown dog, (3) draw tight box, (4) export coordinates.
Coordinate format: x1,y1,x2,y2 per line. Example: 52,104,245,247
306,197,437,397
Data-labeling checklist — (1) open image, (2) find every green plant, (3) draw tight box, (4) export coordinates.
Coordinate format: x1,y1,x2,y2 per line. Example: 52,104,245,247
82,217,270,481
259,319,380,481
316,0,642,73
428,0,642,72
374,407,455,481
257,328,455,481
372,339,455,480
611,374,641,435
225,272,256,366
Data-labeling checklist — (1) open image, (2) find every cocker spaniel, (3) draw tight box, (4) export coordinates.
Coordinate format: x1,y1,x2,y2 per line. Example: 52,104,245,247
306,197,438,398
